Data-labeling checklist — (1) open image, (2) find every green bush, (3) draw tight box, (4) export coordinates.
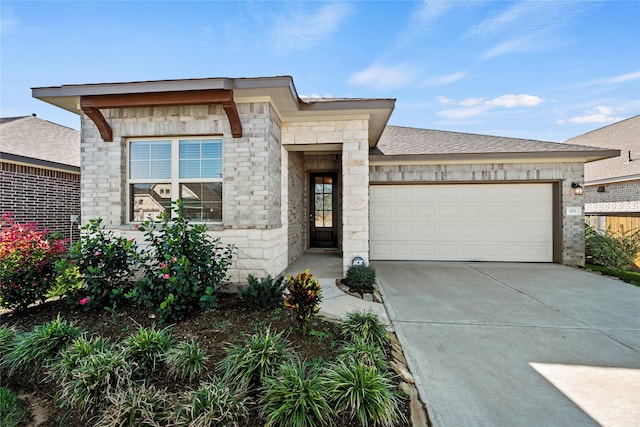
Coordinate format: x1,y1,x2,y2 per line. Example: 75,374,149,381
341,310,390,349
3,315,82,379
49,335,113,383
260,359,335,427
0,326,17,363
96,384,169,427
0,386,29,427
163,339,208,381
337,337,389,372
47,257,84,299
585,223,640,270
239,274,285,310
0,213,67,311
132,200,236,323
325,359,403,427
58,349,133,416
173,378,250,426
121,326,174,374
218,326,294,391
345,264,377,293
70,218,139,309
283,270,322,334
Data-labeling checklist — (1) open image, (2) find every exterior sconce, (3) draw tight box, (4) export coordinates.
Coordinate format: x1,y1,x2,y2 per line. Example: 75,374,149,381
571,182,583,195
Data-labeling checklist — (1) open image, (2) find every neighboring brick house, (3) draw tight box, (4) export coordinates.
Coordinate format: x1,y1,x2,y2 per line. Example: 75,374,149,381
565,115,639,236
32,76,617,282
0,115,81,241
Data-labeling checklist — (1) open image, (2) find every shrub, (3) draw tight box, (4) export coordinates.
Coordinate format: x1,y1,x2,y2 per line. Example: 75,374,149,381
239,274,286,310
337,337,389,372
283,270,322,334
49,335,113,383
345,264,377,293
164,340,208,381
0,386,29,427
3,314,82,379
58,349,133,416
0,213,67,311
173,378,250,427
325,359,404,427
218,326,294,391
0,326,17,362
260,359,335,427
132,200,236,323
47,257,84,299
341,310,390,349
96,384,169,427
70,218,139,310
121,326,173,374
585,223,640,270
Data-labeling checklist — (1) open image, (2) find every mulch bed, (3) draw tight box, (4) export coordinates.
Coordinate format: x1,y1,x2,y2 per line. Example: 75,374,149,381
0,294,411,427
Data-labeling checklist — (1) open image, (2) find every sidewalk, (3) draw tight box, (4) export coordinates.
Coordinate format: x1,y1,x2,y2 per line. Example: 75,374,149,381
283,252,390,325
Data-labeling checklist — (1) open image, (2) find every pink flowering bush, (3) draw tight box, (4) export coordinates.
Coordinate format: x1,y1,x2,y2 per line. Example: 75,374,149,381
70,218,139,309
0,213,67,311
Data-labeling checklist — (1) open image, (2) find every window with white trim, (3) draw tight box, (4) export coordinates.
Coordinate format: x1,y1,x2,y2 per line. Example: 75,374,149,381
128,137,223,222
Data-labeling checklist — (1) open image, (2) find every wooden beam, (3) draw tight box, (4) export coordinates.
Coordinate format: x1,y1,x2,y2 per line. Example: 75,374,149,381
81,106,113,142
79,89,242,141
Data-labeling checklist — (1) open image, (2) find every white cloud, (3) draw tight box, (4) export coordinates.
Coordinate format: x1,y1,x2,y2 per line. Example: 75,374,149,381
460,97,484,107
348,63,420,91
485,94,544,108
607,71,640,84
422,71,466,86
436,93,544,119
481,35,535,59
271,3,353,53
466,2,538,38
557,106,624,125
436,96,455,105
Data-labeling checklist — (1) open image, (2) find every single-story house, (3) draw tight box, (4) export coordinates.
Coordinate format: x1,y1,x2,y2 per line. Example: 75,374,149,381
31,76,618,281
565,115,639,235
0,115,81,241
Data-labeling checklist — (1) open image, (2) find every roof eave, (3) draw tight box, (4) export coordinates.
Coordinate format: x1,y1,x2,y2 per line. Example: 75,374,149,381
369,149,621,163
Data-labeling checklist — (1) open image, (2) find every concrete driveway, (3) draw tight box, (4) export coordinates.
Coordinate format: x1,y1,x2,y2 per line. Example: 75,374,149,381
374,262,640,427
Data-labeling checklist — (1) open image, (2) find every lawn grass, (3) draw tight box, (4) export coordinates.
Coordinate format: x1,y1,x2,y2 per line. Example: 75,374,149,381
585,264,640,287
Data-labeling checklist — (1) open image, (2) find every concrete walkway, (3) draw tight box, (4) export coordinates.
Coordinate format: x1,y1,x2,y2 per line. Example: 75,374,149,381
374,261,640,427
284,252,389,324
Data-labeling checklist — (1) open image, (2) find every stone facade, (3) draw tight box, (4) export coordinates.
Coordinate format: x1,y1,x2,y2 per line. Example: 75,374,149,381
369,161,586,266
80,102,287,283
1,162,81,242
584,179,640,214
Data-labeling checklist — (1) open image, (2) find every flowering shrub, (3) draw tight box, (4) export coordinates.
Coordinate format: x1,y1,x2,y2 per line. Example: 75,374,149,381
283,269,322,333
70,218,139,309
0,213,66,311
131,200,235,323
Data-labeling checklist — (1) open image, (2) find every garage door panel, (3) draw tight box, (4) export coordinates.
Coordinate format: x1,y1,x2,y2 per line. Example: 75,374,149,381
370,183,553,262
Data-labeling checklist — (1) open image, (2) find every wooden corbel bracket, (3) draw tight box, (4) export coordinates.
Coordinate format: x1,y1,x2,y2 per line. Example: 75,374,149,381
80,89,243,142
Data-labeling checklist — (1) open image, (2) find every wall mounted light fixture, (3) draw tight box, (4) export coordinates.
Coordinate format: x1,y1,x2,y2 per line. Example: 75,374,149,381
571,182,584,195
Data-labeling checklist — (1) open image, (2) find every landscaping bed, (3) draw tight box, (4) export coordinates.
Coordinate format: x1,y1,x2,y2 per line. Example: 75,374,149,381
0,294,411,427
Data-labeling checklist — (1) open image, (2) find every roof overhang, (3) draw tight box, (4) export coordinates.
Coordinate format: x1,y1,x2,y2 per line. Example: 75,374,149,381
369,149,621,165
32,76,395,146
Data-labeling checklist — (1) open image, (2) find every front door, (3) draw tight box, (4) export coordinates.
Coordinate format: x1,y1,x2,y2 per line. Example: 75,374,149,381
310,173,337,248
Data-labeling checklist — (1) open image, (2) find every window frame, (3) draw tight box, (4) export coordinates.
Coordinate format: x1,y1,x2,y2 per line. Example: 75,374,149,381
127,136,223,223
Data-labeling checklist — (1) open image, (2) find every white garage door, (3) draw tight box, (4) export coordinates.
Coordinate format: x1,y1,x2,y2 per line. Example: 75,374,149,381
370,183,553,262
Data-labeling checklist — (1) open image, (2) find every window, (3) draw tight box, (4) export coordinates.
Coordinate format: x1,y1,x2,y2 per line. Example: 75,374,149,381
128,138,222,222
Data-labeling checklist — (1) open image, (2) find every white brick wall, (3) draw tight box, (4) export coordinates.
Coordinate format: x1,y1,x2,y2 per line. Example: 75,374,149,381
585,179,640,214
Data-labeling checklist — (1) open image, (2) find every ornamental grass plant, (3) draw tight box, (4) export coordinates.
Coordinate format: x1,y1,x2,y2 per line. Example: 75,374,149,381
341,310,390,349
163,339,209,381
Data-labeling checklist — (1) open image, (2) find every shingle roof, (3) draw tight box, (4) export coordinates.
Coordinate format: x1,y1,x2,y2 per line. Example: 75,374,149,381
564,115,640,183
372,125,618,161
0,115,80,169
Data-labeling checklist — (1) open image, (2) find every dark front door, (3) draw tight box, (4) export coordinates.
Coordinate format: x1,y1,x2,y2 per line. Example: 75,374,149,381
310,173,337,248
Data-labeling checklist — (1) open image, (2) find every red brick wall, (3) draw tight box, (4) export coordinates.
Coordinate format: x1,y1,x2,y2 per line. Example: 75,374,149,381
1,162,81,243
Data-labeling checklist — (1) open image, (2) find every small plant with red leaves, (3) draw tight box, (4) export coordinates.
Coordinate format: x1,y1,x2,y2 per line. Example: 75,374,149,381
0,213,67,311
283,269,323,334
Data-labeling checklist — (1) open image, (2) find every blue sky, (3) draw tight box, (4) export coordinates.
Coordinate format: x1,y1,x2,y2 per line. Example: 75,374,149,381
1,1,639,142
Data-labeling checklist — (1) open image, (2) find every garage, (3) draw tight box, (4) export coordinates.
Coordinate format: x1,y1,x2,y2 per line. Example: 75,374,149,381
370,183,554,262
